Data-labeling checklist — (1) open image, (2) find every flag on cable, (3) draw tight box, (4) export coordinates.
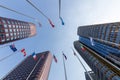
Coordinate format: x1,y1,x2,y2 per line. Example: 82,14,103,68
32,52,37,60
9,44,17,52
80,44,85,51
48,19,55,28
59,17,64,25
53,55,57,63
62,52,67,60
21,48,26,56
90,37,95,46
38,22,42,27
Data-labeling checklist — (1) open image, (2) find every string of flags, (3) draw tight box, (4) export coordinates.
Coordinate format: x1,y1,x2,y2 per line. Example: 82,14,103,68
0,43,37,62
0,0,65,28
26,0,55,28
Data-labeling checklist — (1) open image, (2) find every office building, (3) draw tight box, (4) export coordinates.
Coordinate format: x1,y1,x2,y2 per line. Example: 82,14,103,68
0,16,36,44
74,22,120,80
2,51,52,80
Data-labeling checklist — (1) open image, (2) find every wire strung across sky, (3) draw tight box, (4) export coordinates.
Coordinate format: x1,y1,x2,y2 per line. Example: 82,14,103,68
26,0,55,28
0,50,20,62
0,4,42,26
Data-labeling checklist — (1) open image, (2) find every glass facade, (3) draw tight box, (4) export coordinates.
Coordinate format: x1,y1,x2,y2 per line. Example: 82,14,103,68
74,41,120,80
75,22,120,80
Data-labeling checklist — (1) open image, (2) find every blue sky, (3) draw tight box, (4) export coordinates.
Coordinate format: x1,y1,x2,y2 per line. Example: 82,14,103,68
0,0,120,80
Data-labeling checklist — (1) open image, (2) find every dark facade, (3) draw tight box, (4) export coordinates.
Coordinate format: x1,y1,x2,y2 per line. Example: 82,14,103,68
2,51,52,80
85,71,96,80
74,22,120,80
0,16,36,44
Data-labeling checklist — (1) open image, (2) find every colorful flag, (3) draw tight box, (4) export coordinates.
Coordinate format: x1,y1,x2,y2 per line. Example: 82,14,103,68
9,44,17,52
90,37,95,46
21,48,26,56
48,19,55,28
80,44,85,51
53,55,57,63
63,53,67,60
32,52,37,60
59,17,64,25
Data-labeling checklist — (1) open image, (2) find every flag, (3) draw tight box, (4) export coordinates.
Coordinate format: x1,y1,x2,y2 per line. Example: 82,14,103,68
53,55,57,63
59,17,64,25
21,48,26,56
90,37,95,46
38,22,42,27
9,44,17,52
32,52,37,60
63,53,67,60
80,44,85,51
48,19,55,28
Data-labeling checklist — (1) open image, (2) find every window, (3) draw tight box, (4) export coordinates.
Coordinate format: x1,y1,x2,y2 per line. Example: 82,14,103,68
0,34,4,38
13,25,15,28
4,24,7,28
2,19,6,24
11,21,14,24
0,29,4,33
6,34,9,37
1,39,5,42
5,29,8,32
8,25,11,28
16,25,18,28
14,33,16,36
14,36,16,39
10,33,13,36
13,29,16,32
15,21,17,25
11,37,13,40
6,38,9,41
0,25,3,28
7,20,10,24
9,29,12,32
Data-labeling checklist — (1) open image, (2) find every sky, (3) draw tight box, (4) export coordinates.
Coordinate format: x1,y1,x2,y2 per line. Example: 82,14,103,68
0,0,120,80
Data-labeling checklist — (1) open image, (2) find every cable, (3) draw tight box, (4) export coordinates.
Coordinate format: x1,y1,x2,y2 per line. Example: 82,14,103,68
0,50,20,62
59,0,61,17
0,4,42,26
26,0,55,27
26,0,49,19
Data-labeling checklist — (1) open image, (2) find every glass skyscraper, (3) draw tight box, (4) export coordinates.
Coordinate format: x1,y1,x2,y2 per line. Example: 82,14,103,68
0,16,36,44
2,51,52,80
74,22,120,80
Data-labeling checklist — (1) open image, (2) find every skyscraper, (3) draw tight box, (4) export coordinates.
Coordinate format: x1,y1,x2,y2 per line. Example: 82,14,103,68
0,16,36,44
2,51,52,80
74,22,120,80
